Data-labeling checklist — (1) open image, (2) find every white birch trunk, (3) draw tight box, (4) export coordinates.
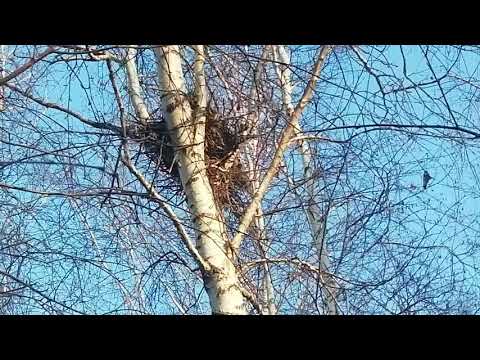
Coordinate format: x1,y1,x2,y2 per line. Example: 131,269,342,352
154,46,247,314
124,46,150,125
256,206,276,314
298,138,338,314
272,45,338,314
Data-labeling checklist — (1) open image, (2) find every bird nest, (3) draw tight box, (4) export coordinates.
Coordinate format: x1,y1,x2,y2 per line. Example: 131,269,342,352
130,106,251,214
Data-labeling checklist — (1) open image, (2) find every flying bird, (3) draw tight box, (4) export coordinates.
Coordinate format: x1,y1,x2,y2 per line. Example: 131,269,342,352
423,170,433,190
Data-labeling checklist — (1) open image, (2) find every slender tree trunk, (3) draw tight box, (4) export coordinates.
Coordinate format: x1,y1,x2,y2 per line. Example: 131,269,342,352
272,45,338,314
297,137,338,314
241,46,277,314
154,46,247,314
125,46,150,126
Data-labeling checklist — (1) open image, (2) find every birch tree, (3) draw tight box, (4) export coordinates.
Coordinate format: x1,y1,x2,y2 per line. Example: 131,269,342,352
1,45,480,315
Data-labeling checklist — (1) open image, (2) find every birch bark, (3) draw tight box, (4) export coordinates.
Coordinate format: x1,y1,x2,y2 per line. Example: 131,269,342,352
154,46,247,314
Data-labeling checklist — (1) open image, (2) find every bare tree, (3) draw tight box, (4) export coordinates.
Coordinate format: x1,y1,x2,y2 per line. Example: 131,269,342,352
1,45,480,315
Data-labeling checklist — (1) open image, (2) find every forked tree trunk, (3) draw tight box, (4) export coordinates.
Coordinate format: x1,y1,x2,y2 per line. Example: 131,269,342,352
154,46,247,315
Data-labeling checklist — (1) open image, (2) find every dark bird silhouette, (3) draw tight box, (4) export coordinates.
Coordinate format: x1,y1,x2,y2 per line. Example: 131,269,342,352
423,170,433,190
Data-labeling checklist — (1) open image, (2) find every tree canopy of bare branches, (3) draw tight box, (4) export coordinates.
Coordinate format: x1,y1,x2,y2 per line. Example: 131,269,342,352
1,45,480,315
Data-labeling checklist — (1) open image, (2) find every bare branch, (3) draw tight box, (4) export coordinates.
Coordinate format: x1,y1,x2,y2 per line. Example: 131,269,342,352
0,46,57,85
231,46,333,252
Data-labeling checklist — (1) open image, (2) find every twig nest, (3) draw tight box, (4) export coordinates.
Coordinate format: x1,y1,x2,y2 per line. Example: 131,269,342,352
131,102,250,213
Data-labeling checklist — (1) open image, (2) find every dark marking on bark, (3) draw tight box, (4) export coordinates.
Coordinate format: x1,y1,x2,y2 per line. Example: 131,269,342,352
166,103,175,113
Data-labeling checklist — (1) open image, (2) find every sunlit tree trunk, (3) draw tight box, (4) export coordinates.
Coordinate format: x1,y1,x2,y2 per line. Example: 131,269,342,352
125,46,150,126
154,46,247,314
